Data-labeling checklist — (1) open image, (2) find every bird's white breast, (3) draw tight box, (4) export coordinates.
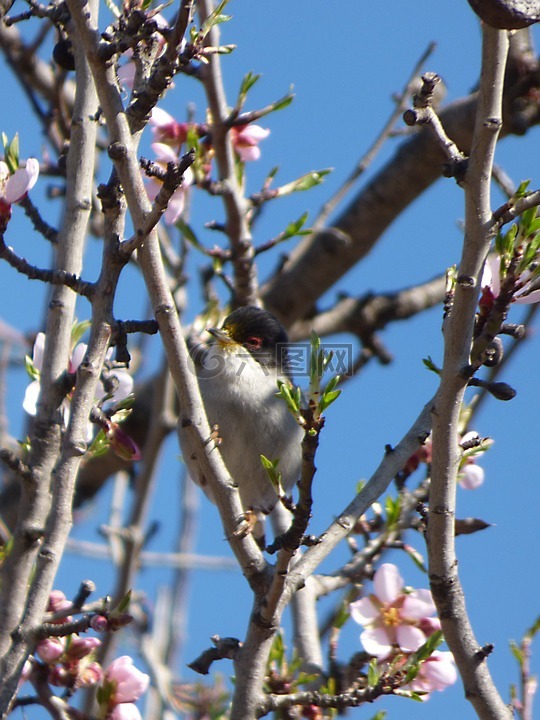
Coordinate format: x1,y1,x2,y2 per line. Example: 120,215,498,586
195,344,302,513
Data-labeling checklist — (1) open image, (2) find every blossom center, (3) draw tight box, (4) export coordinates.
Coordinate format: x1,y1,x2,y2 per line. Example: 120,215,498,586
382,605,401,628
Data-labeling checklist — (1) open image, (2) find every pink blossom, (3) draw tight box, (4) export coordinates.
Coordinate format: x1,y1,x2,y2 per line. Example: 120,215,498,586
230,124,270,162
150,108,189,148
349,563,440,660
407,650,458,699
145,142,193,224
458,431,491,490
482,254,540,305
105,656,149,704
0,158,39,204
23,333,134,424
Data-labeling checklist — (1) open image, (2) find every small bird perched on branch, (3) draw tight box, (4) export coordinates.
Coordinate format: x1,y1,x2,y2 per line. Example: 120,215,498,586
180,305,303,543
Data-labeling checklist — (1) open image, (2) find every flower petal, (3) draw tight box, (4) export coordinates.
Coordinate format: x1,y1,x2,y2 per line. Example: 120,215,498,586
151,142,178,163
5,161,39,204
373,563,403,604
422,651,458,690
111,370,134,402
396,624,426,652
402,589,436,619
23,380,40,415
360,627,393,659
349,597,379,625
459,463,484,490
32,332,46,370
150,107,176,127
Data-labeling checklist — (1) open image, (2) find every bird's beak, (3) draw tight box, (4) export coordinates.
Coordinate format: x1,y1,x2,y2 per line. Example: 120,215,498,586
207,327,235,346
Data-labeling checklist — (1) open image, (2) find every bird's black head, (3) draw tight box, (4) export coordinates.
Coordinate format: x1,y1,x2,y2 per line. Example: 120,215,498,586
208,306,290,372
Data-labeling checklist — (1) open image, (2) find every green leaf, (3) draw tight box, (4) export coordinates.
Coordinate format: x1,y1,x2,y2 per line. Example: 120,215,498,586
521,206,537,233
87,429,110,459
367,659,380,686
271,89,294,113
509,640,524,665
318,388,341,413
260,455,283,494
277,169,332,196
414,630,443,662
3,133,19,174
283,212,309,239
385,495,401,528
237,72,261,109
24,354,39,381
115,589,132,613
200,0,232,36
525,615,540,639
71,320,91,347
268,631,285,665
333,602,351,630
422,356,441,374
514,179,531,198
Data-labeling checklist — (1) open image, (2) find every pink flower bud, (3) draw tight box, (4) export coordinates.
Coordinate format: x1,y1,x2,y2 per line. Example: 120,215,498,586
90,614,109,632
78,660,103,687
107,424,141,462
66,635,101,659
48,590,73,615
37,637,65,664
105,656,149,704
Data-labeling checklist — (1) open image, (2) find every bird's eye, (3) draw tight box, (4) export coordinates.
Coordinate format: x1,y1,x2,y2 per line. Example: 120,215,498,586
244,336,263,350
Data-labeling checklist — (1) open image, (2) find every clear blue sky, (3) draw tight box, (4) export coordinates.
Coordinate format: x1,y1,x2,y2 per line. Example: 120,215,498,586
2,2,539,718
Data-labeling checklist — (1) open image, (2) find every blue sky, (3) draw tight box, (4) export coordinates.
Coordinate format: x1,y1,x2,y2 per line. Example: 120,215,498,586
2,2,540,718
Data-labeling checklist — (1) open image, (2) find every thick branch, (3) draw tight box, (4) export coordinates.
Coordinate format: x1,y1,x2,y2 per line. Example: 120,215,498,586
428,25,513,720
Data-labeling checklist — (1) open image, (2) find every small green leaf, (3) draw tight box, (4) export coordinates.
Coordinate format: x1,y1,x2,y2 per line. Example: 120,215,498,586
3,133,19,174
422,356,441,374
71,320,91,347
385,495,401,528
115,589,132,613
509,640,524,665
333,602,350,630
318,388,341,413
271,90,294,113
88,430,110,459
514,179,531,198
277,169,332,196
237,72,261,109
24,354,39,381
367,659,380,686
525,615,540,639
283,212,309,239
201,0,232,36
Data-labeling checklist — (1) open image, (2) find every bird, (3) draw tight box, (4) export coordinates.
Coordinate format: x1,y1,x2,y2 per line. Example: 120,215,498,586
180,306,303,541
